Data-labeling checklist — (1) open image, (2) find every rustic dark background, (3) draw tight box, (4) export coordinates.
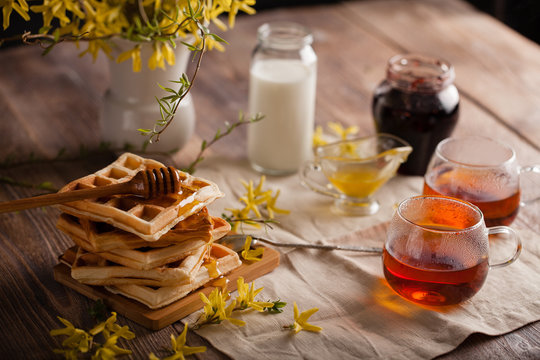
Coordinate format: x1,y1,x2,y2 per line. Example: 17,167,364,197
253,0,540,45
460,0,539,44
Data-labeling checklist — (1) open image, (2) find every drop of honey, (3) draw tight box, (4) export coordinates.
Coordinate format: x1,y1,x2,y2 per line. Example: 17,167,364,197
210,277,230,292
204,258,221,278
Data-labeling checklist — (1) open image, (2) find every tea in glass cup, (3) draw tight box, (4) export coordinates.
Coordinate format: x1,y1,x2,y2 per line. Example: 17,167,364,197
300,133,412,216
383,195,521,306
423,136,540,226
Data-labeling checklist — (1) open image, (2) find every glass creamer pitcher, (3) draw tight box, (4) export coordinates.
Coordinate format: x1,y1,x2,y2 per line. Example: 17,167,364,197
300,133,412,216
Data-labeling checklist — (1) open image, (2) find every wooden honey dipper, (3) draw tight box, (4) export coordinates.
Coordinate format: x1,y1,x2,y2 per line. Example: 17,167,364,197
0,167,182,213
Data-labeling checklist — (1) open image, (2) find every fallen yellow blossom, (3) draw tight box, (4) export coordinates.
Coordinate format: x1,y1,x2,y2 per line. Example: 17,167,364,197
241,235,264,262
286,302,323,334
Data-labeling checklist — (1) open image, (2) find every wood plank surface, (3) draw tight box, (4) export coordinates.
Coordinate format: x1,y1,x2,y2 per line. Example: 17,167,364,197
0,0,540,358
344,0,540,152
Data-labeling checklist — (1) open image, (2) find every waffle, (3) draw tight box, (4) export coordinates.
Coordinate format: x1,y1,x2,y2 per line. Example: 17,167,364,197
89,240,208,271
71,244,208,287
56,208,230,253
106,243,242,309
77,218,230,271
56,153,223,241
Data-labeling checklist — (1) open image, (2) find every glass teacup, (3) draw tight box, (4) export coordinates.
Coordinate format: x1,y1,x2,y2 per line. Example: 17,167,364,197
383,195,521,306
423,136,540,226
300,133,412,216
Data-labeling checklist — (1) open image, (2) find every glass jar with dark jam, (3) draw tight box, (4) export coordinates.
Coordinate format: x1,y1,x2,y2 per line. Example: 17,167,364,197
372,54,460,176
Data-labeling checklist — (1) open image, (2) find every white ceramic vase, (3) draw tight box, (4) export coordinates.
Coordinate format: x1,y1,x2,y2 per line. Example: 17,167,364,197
100,39,195,152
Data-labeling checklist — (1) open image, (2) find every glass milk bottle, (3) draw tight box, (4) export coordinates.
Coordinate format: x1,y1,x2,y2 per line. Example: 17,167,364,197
247,22,317,175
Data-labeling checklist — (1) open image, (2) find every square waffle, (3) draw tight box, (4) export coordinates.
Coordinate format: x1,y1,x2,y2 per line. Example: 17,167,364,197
71,244,208,287
56,208,230,252
97,216,231,270
94,216,231,270
105,243,242,309
56,153,223,241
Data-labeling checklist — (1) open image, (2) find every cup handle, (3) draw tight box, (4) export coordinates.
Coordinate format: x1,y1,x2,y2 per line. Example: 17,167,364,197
487,226,522,269
299,162,340,199
519,165,540,206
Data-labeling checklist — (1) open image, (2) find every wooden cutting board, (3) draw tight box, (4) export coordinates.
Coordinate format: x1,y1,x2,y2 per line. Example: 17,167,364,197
54,246,280,330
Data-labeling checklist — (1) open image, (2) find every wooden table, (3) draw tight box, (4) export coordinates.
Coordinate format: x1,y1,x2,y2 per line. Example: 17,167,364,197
1,0,540,358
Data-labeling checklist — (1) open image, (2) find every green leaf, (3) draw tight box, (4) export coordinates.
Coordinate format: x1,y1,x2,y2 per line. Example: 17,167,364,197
156,97,170,111
209,33,228,44
182,42,198,51
186,0,195,16
264,300,287,314
42,43,57,56
200,24,210,34
38,25,51,34
125,26,134,40
162,94,179,101
158,84,176,93
53,28,60,42
37,181,57,191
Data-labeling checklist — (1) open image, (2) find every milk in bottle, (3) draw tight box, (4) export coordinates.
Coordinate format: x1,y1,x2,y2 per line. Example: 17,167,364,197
247,22,317,175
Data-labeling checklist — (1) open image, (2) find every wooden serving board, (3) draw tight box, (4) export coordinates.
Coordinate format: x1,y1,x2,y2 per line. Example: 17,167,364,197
54,246,280,330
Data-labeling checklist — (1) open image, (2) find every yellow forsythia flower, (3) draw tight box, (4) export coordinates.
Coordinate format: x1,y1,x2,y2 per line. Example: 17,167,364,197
290,302,323,334
92,335,132,359
50,317,92,356
239,177,270,218
326,122,360,157
148,322,206,360
89,312,135,340
313,125,327,147
224,207,252,232
234,277,274,311
148,42,165,70
2,0,30,30
116,45,142,72
327,122,359,140
264,189,290,219
161,42,175,66
1,0,258,70
198,288,245,326
228,0,256,28
241,235,264,262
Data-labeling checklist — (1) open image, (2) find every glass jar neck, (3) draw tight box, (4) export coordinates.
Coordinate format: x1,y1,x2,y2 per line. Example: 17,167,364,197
386,54,455,93
257,22,313,51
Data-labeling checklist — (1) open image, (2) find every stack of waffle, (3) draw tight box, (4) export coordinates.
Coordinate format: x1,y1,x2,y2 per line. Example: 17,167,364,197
55,153,241,309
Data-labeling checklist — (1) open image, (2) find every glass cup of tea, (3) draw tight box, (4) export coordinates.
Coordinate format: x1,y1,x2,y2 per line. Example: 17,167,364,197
383,195,521,306
300,133,412,216
423,136,540,226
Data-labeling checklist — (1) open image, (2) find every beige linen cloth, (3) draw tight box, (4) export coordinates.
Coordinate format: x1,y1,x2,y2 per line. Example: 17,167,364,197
183,157,540,359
